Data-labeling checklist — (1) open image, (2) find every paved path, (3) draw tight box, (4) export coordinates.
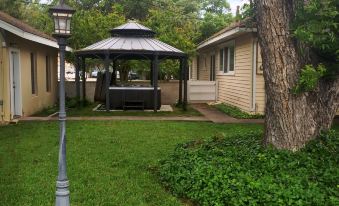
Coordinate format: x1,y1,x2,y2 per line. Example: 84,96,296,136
191,103,264,124
20,104,265,124
20,116,209,122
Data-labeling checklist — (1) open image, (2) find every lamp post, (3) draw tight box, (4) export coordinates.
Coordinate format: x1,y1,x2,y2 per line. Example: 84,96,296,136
49,1,75,206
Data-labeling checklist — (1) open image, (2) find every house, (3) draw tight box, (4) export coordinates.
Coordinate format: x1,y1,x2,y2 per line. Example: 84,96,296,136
0,11,59,122
190,20,265,114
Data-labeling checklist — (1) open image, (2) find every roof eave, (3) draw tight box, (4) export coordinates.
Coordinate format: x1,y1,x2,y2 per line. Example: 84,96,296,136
0,19,72,51
197,27,257,50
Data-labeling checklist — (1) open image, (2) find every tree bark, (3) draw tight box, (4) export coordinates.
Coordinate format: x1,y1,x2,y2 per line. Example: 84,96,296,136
254,0,339,150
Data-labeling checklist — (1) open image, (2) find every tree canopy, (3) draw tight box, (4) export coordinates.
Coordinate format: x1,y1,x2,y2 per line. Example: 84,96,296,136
2,0,234,54
1,0,235,77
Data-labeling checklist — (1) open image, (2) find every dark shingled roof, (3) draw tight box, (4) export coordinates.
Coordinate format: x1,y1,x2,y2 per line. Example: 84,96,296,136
77,21,185,57
0,11,56,42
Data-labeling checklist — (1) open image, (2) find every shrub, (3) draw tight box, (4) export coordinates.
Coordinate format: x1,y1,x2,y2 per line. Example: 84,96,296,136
213,103,263,119
158,131,339,206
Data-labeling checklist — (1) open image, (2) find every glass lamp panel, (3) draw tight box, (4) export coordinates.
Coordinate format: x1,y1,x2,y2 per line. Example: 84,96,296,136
66,19,71,33
54,18,59,32
58,17,67,33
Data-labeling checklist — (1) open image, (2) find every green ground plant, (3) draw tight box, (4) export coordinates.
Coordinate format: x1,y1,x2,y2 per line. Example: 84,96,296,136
213,103,263,119
158,128,339,206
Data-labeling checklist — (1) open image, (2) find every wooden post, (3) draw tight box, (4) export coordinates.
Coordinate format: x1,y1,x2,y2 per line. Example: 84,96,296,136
183,57,188,111
104,53,110,111
75,56,80,104
111,60,117,85
178,58,183,105
150,59,153,86
153,54,159,112
81,57,86,104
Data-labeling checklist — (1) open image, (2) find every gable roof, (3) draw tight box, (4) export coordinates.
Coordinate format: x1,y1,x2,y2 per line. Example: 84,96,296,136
76,21,185,59
198,18,257,50
0,11,66,50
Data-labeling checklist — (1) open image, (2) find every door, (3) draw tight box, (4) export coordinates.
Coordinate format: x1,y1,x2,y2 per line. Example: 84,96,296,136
210,55,215,81
9,49,22,118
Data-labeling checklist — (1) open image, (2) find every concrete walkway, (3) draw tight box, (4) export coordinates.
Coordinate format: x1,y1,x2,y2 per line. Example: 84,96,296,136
19,104,264,124
191,103,264,124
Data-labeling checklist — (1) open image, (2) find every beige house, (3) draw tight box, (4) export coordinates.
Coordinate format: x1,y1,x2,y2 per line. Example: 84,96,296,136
0,11,59,122
190,21,265,114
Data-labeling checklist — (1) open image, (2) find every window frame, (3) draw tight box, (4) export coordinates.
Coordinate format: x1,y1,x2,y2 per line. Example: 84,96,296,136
218,40,235,75
46,55,51,92
196,55,200,80
30,52,38,95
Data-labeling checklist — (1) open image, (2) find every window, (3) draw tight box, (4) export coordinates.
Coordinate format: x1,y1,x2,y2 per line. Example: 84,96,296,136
30,53,37,94
219,42,235,73
46,56,51,92
196,56,200,80
210,55,215,81
219,49,223,71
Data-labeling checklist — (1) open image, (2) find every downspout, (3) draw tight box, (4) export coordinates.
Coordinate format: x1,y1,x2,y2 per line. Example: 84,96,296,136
251,38,257,112
0,31,5,122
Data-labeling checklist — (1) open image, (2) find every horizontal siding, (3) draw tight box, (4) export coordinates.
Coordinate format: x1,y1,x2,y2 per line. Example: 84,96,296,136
255,74,265,114
254,41,265,114
200,54,210,81
191,57,197,80
216,33,253,113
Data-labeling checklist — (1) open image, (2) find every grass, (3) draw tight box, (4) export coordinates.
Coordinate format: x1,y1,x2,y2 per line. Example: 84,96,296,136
213,103,264,119
0,121,262,205
33,103,201,117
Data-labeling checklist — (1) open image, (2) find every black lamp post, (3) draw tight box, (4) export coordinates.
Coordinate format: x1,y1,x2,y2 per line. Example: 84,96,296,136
49,1,75,206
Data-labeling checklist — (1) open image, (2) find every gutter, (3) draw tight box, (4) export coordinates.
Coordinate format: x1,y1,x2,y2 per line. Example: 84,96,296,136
0,54,2,120
0,20,72,52
197,27,257,50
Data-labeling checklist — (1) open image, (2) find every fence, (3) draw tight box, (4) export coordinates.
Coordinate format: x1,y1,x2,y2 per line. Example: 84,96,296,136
188,80,217,103
63,80,180,105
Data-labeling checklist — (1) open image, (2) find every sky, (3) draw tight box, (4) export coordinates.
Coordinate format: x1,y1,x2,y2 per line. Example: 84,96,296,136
40,0,249,15
228,0,249,14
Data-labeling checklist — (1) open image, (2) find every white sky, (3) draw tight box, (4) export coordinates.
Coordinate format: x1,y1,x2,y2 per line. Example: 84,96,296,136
40,0,249,15
229,0,249,14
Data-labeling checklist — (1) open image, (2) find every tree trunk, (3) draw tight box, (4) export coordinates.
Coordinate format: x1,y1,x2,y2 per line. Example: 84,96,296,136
254,0,339,150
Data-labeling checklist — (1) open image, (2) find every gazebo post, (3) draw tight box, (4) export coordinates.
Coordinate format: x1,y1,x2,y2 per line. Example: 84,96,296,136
111,60,117,85
75,56,80,104
81,57,86,104
153,54,159,112
183,57,188,111
150,59,153,86
178,58,183,106
104,53,110,111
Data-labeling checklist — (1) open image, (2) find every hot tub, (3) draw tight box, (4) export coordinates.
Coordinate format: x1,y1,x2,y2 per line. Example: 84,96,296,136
109,86,161,110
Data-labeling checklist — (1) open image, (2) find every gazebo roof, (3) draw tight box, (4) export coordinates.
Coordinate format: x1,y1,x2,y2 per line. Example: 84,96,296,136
75,21,185,59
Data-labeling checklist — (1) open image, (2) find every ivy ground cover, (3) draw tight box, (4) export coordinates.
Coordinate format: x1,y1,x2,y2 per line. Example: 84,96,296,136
158,125,339,205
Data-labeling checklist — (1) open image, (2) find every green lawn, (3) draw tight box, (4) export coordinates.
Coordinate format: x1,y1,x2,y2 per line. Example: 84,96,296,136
0,121,262,205
34,103,201,117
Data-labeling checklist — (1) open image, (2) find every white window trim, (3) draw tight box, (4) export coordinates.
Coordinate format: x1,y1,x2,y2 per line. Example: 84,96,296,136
218,40,235,75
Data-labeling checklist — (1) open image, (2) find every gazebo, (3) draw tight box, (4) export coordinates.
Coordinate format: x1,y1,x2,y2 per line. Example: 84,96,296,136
74,21,188,112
